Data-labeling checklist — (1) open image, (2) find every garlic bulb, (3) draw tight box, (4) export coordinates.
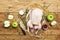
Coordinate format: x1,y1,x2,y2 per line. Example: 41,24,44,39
4,24,10,27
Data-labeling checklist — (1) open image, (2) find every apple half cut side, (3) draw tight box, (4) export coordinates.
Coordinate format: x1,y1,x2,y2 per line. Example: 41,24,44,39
11,22,18,28
47,14,54,21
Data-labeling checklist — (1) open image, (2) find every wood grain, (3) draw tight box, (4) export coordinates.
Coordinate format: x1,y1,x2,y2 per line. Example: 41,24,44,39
0,0,60,40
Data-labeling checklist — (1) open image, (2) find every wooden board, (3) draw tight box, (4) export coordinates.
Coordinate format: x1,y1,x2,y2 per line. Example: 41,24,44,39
0,0,60,40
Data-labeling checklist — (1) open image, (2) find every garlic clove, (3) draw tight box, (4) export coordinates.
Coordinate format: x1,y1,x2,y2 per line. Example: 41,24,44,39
4,24,10,27
8,15,14,19
51,21,57,26
19,10,24,15
4,20,10,24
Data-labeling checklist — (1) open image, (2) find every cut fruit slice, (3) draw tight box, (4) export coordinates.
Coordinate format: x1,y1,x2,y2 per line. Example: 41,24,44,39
47,14,54,21
12,22,18,28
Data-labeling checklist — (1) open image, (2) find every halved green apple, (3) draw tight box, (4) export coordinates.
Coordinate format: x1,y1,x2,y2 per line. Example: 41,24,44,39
12,22,18,28
47,14,54,21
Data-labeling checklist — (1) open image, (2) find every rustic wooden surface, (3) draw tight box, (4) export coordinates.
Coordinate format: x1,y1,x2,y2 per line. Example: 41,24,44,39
0,0,60,40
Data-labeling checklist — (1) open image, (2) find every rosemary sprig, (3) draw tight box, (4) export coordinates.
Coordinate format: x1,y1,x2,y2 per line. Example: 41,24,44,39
20,15,27,27
25,8,29,15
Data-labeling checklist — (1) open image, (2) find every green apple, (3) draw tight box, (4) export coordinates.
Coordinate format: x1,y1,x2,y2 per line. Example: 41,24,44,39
47,14,54,21
12,22,18,27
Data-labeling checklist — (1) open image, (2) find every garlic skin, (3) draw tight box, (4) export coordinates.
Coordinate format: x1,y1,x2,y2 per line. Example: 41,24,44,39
51,21,57,26
4,20,10,27
19,10,24,15
8,15,14,19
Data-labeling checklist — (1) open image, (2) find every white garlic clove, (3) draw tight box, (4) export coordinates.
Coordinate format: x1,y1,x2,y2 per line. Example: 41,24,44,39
8,15,14,19
51,21,57,26
19,10,24,15
34,26,38,29
4,24,10,27
4,20,10,24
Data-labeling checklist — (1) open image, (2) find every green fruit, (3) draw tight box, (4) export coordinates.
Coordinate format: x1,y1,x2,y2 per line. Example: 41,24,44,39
12,22,18,27
47,14,54,21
